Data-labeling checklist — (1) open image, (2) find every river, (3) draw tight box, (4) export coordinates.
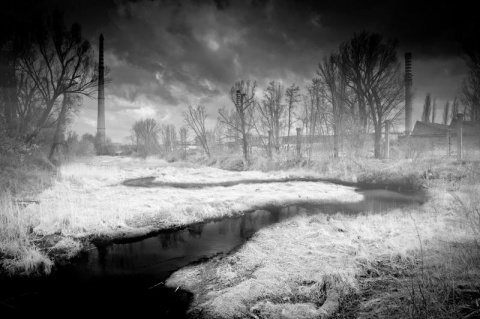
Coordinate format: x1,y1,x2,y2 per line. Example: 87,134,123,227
0,184,425,317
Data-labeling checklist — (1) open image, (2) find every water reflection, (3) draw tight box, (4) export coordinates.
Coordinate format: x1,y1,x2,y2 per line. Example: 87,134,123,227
83,209,281,278
76,188,424,281
0,187,424,317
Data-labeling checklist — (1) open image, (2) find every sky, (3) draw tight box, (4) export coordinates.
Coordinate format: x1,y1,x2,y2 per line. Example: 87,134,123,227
17,0,478,142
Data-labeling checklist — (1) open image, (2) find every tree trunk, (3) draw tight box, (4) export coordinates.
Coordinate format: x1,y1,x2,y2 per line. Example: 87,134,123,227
1,59,17,136
374,124,382,158
240,113,248,163
333,123,339,158
286,107,292,152
274,125,280,152
48,96,68,161
25,98,58,145
242,131,248,163
201,135,210,157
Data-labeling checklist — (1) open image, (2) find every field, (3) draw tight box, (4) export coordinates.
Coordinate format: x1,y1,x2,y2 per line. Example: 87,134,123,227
1,156,363,274
1,153,479,318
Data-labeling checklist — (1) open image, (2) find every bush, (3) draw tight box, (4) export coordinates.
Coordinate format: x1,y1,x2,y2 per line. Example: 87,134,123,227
165,151,186,163
219,156,245,171
69,140,95,157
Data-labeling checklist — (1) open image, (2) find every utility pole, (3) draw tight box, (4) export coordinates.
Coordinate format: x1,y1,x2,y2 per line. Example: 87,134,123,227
457,113,464,161
296,127,302,161
385,120,390,160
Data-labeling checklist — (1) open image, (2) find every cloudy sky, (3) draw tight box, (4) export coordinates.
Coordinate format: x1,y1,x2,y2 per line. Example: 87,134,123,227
21,0,477,142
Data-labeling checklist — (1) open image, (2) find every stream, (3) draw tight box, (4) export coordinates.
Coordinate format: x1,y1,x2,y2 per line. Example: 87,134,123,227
0,182,425,317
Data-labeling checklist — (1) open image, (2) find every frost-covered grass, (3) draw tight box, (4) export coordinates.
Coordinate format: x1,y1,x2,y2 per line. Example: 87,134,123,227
31,168,362,239
1,156,362,275
0,192,53,276
3,154,480,319
166,183,480,319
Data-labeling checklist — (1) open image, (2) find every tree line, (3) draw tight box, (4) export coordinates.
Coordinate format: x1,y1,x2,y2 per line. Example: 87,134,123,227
0,6,104,161
133,31,406,161
4,6,478,163
138,30,479,162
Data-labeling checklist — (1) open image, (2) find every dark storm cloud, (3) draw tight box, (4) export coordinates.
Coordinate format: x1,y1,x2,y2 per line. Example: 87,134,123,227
41,0,475,99
100,0,240,103
302,0,477,59
14,0,476,140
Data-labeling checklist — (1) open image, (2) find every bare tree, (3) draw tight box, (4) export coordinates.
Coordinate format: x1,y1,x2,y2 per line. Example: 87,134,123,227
461,77,480,121
255,81,285,155
339,39,369,134
460,31,480,122
179,126,188,159
443,101,450,125
318,53,347,158
132,118,161,157
284,83,301,150
431,97,437,123
15,68,44,135
48,93,81,159
339,31,404,158
452,96,460,120
160,124,177,154
182,105,210,157
422,93,432,122
18,9,101,147
218,80,257,162
0,2,38,138
217,106,242,146
298,78,325,159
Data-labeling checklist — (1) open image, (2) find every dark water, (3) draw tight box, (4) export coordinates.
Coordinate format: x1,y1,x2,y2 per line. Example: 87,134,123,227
0,187,425,317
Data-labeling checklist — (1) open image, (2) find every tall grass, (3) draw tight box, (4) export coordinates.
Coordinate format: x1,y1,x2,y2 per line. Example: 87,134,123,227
166,207,450,318
394,163,480,319
166,161,480,319
0,192,53,275
453,188,480,246
59,162,122,183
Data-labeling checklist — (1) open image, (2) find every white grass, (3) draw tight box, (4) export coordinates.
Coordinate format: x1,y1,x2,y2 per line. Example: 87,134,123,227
0,192,53,275
59,162,123,184
10,156,361,242
0,156,364,275
29,174,363,240
1,248,53,276
166,187,474,319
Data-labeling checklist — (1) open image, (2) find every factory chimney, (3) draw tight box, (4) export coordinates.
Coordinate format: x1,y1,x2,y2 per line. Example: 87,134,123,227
97,34,106,154
405,52,413,135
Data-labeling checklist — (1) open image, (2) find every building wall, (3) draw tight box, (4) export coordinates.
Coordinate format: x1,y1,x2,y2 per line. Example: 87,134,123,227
398,134,480,158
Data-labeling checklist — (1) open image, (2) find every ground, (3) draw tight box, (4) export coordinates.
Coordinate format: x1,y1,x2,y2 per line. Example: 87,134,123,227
1,156,363,274
166,182,480,318
1,155,479,318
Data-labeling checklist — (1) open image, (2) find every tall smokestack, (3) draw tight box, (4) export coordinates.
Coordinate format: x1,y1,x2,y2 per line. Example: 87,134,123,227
405,52,413,135
97,34,106,153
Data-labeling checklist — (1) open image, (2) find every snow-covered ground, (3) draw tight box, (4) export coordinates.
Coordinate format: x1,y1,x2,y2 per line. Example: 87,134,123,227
27,157,363,240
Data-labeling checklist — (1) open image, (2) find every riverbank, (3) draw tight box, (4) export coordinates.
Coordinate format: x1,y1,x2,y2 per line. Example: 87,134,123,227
165,158,480,318
1,156,366,275
0,151,57,276
1,155,478,318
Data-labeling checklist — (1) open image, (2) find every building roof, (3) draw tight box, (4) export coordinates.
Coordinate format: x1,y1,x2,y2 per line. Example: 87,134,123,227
412,121,449,135
412,119,480,136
